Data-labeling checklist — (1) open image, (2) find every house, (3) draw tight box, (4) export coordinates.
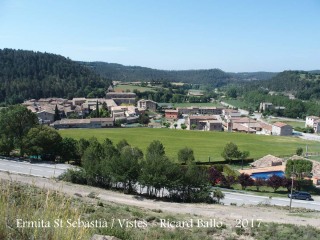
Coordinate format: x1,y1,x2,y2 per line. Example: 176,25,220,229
52,118,114,129
186,115,223,131
137,99,157,112
37,110,55,123
251,155,284,168
177,106,223,115
52,119,91,129
259,102,285,113
90,118,114,127
272,122,293,136
259,102,273,112
165,110,179,120
105,92,136,105
231,123,256,133
305,116,320,133
222,109,242,118
72,98,86,106
259,123,273,135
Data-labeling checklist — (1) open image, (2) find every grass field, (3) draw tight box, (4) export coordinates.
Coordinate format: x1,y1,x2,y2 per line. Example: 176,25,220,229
114,84,156,92
223,99,253,109
267,118,305,129
60,128,319,162
159,102,223,107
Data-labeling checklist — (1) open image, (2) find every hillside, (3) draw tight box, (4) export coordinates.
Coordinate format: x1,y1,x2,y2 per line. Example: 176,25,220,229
245,71,320,100
81,61,234,86
0,49,111,104
228,71,278,81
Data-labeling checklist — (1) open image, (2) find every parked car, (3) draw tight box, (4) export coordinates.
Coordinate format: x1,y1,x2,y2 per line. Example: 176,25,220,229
288,191,313,201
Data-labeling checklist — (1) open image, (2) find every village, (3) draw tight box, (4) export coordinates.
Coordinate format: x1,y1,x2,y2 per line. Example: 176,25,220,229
22,85,306,137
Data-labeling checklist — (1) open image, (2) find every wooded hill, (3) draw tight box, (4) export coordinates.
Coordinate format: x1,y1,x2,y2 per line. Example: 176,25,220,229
81,61,278,85
0,49,111,104
245,71,320,100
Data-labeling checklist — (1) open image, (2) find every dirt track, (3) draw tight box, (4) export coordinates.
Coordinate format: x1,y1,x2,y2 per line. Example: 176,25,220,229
0,171,319,228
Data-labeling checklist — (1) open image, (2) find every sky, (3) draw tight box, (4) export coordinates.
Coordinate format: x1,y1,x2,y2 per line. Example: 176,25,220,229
0,0,319,72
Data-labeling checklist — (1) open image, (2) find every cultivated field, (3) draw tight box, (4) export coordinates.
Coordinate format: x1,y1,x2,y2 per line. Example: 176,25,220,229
60,128,318,162
114,84,156,92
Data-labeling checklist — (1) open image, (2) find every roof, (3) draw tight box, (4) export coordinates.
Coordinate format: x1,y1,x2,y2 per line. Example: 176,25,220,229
189,115,217,120
165,109,179,113
90,118,114,122
260,123,273,131
273,122,289,128
232,123,256,132
56,119,91,124
251,154,283,168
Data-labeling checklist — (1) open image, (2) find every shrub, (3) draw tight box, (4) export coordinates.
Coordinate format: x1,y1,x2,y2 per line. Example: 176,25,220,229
59,168,87,184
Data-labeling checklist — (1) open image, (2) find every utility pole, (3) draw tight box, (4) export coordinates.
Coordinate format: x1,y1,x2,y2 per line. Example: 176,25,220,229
289,166,295,212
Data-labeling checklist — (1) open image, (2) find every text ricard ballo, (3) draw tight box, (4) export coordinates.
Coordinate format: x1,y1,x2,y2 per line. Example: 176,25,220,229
16,218,224,229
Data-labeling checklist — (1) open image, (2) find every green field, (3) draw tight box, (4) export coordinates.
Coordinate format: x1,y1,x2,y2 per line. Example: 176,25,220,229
114,84,156,92
223,99,252,109
60,128,319,162
268,119,305,129
159,102,222,107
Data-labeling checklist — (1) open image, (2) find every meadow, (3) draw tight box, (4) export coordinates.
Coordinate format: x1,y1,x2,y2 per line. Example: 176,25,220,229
60,128,319,162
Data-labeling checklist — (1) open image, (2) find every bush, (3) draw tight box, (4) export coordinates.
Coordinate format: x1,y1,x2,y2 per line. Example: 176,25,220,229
59,168,87,184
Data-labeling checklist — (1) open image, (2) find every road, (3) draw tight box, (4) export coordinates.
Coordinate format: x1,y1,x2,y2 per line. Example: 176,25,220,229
222,191,320,211
0,158,71,178
1,158,320,211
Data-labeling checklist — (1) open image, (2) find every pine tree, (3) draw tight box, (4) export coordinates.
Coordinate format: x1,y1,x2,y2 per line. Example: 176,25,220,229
54,105,61,121
96,101,100,118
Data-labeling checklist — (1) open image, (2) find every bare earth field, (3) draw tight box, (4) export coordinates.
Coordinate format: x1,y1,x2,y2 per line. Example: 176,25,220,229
0,171,319,229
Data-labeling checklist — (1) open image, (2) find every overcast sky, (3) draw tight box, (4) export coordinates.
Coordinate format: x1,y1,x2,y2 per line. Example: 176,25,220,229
1,0,319,72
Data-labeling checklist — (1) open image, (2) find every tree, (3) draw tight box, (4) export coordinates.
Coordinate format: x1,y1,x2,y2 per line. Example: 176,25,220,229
221,142,241,163
226,87,237,98
181,124,187,130
174,123,178,129
77,138,90,158
139,140,169,197
82,138,109,186
59,137,79,164
96,101,100,118
296,147,303,156
267,175,283,192
282,177,297,192
0,134,14,156
191,124,197,130
208,167,223,186
138,113,150,125
108,145,143,193
0,105,38,155
220,175,236,188
285,159,312,180
23,126,62,161
54,104,61,121
238,173,254,190
213,189,224,203
116,139,130,152
254,178,265,191
178,147,195,164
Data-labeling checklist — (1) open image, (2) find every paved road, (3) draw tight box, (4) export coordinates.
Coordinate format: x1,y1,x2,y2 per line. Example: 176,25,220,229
222,192,320,211
0,158,71,178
